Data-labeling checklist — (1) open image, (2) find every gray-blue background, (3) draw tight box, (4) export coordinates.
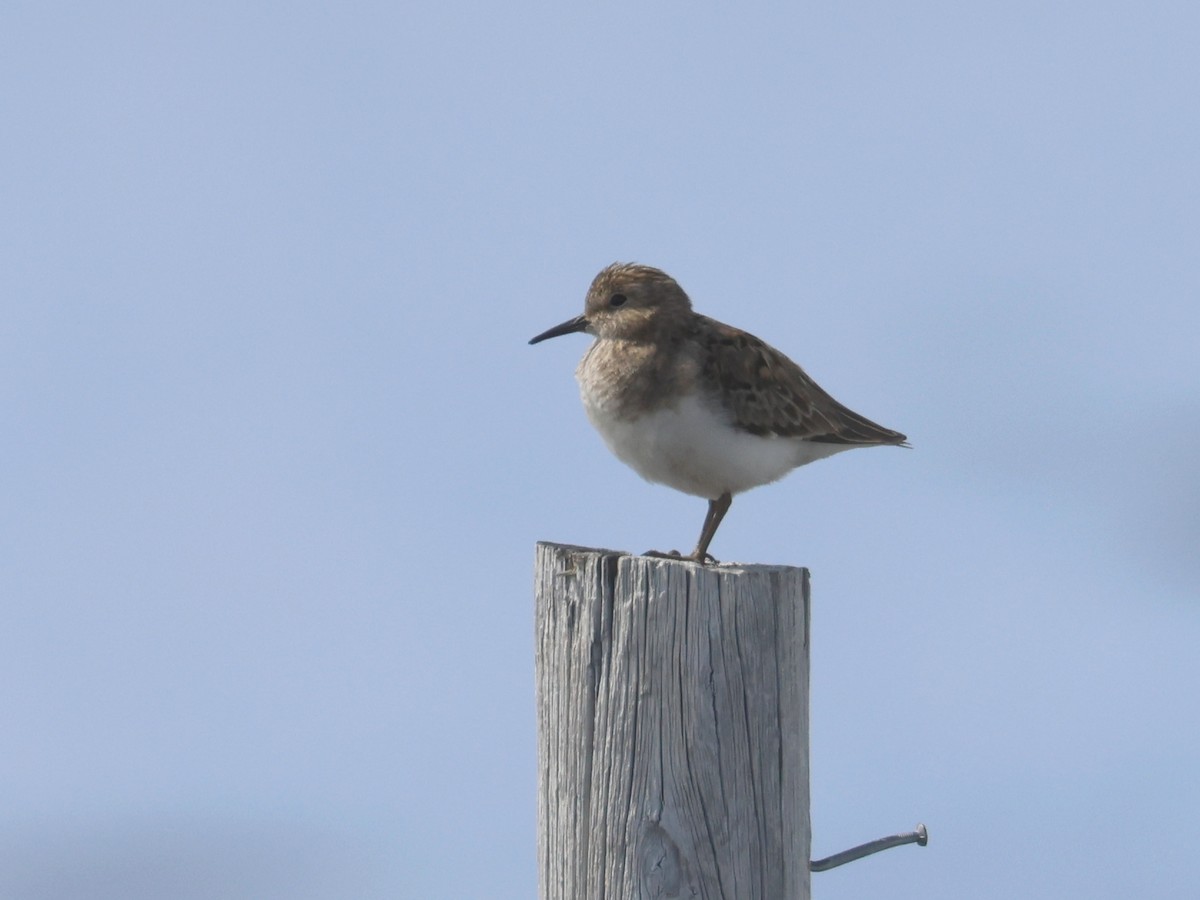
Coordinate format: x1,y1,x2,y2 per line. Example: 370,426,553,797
3,3,1197,897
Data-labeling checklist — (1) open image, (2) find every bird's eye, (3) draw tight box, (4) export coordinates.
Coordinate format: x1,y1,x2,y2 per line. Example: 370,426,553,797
610,294,627,307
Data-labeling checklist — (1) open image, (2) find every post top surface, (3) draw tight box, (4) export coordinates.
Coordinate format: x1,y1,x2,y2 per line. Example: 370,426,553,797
535,541,809,577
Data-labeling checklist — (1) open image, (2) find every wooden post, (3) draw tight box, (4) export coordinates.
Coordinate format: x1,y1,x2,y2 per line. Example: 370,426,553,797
535,542,811,900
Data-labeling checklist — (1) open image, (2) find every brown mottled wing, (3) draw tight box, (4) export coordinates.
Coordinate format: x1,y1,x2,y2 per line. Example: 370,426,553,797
694,316,908,444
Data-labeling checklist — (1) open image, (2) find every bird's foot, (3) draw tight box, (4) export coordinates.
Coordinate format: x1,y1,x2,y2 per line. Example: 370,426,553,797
643,549,719,565
643,548,682,559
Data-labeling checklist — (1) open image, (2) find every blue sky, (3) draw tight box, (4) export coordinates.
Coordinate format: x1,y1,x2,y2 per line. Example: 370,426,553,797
2,2,1197,898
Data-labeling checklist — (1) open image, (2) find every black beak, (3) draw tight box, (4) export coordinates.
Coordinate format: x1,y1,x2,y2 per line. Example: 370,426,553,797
529,314,589,345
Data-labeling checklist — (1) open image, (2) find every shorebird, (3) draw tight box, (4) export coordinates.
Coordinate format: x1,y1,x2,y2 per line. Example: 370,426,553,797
530,262,907,562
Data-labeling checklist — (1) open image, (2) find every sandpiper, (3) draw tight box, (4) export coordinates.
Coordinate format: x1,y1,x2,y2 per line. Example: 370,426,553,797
530,262,908,563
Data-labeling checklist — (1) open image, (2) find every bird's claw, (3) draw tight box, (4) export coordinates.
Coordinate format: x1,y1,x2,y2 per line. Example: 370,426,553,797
643,549,719,565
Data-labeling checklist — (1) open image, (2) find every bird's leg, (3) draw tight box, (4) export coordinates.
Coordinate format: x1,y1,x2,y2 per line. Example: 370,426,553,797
687,492,732,563
643,493,733,563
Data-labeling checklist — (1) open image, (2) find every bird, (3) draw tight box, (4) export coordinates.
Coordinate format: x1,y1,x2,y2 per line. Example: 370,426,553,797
529,262,907,563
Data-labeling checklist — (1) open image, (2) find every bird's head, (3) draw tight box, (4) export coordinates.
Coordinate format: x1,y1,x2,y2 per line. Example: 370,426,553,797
528,262,692,345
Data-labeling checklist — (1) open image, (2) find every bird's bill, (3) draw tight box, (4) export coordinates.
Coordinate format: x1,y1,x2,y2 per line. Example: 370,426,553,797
528,314,590,345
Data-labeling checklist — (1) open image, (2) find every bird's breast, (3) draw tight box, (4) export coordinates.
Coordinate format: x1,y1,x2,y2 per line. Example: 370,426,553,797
575,337,849,498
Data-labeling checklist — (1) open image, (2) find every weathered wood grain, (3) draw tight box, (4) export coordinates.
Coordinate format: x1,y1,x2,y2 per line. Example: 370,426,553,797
535,542,810,900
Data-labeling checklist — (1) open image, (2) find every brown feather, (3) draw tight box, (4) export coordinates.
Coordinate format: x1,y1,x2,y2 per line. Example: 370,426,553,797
692,316,908,445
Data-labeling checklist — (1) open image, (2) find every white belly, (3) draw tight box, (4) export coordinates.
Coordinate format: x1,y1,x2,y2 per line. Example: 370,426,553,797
581,390,850,499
